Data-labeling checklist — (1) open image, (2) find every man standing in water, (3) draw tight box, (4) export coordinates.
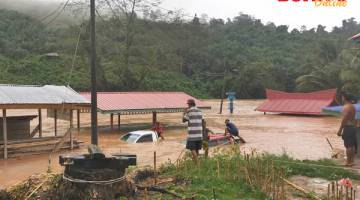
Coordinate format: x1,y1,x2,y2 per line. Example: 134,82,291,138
183,99,203,164
337,93,357,167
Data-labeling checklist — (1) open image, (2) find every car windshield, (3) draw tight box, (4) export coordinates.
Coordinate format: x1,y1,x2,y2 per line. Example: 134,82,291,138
121,133,140,143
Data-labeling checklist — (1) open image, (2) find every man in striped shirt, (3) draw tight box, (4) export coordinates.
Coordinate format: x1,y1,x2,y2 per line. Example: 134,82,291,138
183,99,203,163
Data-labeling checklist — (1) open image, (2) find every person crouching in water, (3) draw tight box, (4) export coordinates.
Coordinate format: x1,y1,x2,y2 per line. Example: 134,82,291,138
202,119,214,158
152,122,165,140
337,93,357,167
183,99,203,164
225,119,246,144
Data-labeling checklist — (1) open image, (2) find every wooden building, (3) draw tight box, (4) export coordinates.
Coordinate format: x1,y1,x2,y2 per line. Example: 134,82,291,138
0,115,37,140
0,85,90,159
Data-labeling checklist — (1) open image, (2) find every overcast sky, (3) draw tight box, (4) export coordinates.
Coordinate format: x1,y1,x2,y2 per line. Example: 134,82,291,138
160,0,359,30
3,0,359,31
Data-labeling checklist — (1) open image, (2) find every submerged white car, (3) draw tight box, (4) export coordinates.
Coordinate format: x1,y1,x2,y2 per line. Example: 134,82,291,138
121,130,159,143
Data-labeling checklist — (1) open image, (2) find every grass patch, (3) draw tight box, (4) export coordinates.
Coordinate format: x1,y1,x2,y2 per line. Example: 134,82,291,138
160,153,269,200
156,147,360,199
262,154,360,181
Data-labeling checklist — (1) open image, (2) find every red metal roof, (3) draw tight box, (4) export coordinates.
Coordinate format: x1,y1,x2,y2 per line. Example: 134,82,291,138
255,89,337,115
350,33,360,40
81,92,210,114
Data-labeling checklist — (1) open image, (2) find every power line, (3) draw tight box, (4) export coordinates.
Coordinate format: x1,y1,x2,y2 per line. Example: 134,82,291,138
38,1,67,23
45,0,71,26
67,22,84,87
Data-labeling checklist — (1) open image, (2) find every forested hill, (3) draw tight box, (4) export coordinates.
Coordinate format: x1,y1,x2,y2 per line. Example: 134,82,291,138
0,8,360,99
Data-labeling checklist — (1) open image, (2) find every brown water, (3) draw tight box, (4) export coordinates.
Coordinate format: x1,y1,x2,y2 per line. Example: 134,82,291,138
206,100,342,159
0,100,342,189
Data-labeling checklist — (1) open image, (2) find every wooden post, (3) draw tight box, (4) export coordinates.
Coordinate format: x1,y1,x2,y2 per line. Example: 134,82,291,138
38,109,42,138
154,151,157,185
70,109,73,150
54,109,57,136
118,114,121,131
110,113,114,130
145,188,148,200
152,111,157,126
77,109,80,131
219,67,227,114
354,189,356,200
2,109,7,159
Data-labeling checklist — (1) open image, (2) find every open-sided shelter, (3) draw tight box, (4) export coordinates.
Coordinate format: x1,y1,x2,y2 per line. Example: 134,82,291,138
0,85,90,159
255,89,337,115
81,92,210,129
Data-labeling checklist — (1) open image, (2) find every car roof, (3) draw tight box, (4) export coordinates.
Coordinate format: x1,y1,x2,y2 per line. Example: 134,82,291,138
128,130,155,136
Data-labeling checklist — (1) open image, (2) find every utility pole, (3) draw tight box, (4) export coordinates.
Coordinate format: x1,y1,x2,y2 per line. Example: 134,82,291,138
90,0,98,145
219,60,227,114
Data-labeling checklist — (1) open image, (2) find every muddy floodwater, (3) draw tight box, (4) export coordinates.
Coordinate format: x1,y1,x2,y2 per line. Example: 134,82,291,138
0,100,342,188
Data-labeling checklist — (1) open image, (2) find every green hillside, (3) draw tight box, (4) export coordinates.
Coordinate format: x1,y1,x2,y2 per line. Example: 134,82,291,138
1,8,359,98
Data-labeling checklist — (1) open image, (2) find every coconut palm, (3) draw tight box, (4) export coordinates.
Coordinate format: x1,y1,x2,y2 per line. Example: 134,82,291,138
295,64,342,92
296,48,360,96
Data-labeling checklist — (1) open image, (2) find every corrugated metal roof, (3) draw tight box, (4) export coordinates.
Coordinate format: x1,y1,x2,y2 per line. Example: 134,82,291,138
81,92,210,114
255,89,337,115
0,85,89,105
350,33,360,41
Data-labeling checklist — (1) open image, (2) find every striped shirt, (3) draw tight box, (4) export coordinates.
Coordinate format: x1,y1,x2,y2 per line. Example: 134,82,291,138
183,106,203,141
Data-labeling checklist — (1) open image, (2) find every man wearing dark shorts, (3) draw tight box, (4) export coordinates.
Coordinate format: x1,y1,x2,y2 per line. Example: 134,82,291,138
225,119,246,143
337,93,357,167
183,99,203,164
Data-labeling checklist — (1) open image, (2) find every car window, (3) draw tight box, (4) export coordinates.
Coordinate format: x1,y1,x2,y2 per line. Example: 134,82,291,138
121,133,140,143
121,134,131,141
137,134,153,143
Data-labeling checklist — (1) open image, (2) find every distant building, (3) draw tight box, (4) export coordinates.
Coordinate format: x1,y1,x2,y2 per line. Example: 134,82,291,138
256,89,337,115
43,52,60,59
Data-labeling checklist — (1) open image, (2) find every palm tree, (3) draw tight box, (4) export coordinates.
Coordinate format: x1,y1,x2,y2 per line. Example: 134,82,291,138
296,49,360,97
295,65,341,92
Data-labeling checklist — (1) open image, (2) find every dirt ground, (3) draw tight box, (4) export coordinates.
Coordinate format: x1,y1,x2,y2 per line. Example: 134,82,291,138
0,99,347,189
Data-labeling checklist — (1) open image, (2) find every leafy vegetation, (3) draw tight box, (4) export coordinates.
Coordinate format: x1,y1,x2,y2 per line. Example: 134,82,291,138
262,154,360,181
0,6,360,98
157,148,360,200
160,157,268,199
